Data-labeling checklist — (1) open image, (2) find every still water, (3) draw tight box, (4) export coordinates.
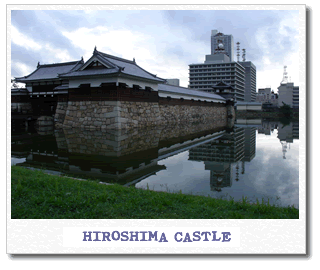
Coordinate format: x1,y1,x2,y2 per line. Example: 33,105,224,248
11,119,299,208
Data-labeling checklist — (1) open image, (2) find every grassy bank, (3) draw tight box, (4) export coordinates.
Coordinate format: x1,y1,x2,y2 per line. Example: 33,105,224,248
11,166,298,219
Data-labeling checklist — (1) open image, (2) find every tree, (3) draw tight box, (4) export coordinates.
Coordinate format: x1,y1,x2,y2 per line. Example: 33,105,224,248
279,102,292,119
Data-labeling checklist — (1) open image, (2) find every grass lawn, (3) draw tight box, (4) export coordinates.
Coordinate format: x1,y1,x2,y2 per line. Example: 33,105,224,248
11,166,299,219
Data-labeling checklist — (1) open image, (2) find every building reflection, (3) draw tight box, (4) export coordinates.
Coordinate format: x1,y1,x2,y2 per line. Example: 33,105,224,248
11,118,299,193
277,120,299,159
11,120,226,185
187,118,300,192
189,126,250,191
258,120,278,135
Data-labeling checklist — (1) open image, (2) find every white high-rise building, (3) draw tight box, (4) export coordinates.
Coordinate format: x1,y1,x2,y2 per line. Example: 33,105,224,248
238,61,257,102
211,30,235,62
189,35,245,101
277,82,299,109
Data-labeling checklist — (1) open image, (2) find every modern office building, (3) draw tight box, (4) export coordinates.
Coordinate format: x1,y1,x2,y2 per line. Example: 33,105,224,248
256,87,278,106
211,30,235,61
238,61,257,102
189,30,258,103
277,82,299,109
165,78,180,86
189,50,245,101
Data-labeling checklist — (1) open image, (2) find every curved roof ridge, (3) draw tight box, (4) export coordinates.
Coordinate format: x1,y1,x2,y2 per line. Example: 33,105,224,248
38,60,81,68
94,54,122,70
132,62,165,81
160,83,189,90
15,66,41,80
15,59,83,82
213,80,235,89
96,49,165,81
96,50,135,64
57,58,85,76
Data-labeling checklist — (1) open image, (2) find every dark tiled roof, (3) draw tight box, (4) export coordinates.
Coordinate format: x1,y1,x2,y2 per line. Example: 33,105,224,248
212,80,235,89
15,60,83,82
59,68,120,78
53,84,69,90
158,84,226,101
61,49,166,83
11,88,28,95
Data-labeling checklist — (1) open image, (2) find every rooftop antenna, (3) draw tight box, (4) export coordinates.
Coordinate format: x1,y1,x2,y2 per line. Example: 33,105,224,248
236,42,240,62
281,65,288,84
235,162,239,181
241,160,245,174
242,48,246,61
281,141,287,159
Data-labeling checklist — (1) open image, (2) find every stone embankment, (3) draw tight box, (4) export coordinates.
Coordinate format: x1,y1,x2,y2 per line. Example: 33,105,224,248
36,116,54,135
55,100,229,130
54,120,227,158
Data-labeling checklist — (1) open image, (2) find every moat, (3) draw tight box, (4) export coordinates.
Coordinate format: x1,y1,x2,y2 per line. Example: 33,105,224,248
11,118,299,209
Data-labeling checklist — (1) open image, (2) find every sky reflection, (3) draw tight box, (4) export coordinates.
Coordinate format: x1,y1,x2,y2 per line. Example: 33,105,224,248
136,129,299,208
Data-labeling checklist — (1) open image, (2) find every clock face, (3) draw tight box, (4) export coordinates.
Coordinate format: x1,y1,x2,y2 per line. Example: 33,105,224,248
218,43,224,49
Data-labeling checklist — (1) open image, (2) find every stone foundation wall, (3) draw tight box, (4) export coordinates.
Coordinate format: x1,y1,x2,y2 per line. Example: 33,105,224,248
56,100,228,130
11,102,33,114
119,101,162,129
159,104,227,126
54,102,68,125
57,101,119,129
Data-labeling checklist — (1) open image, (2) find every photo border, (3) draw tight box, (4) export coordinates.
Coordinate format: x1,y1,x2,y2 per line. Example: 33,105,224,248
6,3,308,255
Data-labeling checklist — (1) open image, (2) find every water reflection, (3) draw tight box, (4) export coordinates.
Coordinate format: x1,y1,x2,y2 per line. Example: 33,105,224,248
11,118,299,208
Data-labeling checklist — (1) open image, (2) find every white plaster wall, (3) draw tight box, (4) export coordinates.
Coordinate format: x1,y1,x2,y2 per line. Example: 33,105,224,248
247,105,262,110
237,105,261,111
68,76,159,90
117,77,158,90
68,77,118,88
158,91,224,103
236,106,247,111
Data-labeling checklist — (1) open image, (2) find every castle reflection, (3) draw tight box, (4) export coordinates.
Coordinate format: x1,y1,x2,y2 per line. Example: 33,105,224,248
11,118,299,194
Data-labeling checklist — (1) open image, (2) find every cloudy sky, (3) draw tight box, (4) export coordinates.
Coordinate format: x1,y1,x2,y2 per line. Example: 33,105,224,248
10,6,302,91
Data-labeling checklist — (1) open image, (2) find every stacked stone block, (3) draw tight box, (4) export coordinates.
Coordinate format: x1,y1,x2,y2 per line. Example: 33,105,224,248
55,99,229,130
54,102,68,126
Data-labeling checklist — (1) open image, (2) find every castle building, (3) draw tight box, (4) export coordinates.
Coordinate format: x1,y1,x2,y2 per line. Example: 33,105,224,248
14,47,228,130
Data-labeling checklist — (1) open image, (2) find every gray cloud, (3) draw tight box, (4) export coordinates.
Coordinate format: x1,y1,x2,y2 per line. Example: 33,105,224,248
10,9,300,89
